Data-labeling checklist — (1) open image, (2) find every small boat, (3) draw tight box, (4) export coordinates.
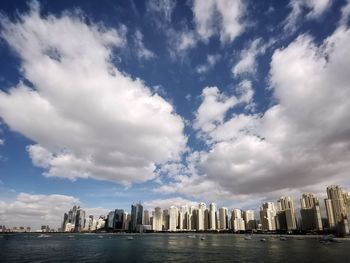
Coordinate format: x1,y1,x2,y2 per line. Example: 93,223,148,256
127,236,134,240
244,235,252,240
260,238,267,242
280,236,287,241
200,236,206,240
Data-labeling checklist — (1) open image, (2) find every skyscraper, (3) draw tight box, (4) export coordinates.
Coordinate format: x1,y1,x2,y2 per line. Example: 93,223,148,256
300,193,323,231
209,203,217,230
169,206,178,231
231,209,245,232
143,210,150,225
163,209,169,230
243,210,256,230
107,211,115,230
197,203,206,231
131,203,143,232
114,209,124,230
277,196,297,231
152,207,163,231
324,185,350,235
218,207,229,230
260,202,277,231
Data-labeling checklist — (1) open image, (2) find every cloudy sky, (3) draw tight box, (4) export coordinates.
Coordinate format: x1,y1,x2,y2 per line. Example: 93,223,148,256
1,0,350,229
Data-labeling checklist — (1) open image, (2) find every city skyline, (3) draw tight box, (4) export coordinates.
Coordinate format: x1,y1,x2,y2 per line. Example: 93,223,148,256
1,0,350,230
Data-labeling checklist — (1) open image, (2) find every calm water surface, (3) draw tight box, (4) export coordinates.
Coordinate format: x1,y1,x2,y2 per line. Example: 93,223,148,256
0,233,349,262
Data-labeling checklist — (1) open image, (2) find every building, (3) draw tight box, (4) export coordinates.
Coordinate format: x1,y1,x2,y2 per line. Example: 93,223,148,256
169,206,178,231
107,211,115,230
324,185,350,235
300,193,323,231
114,209,124,230
232,209,245,232
277,196,297,231
131,203,143,232
163,209,169,230
243,210,256,230
153,207,163,231
197,203,206,231
209,203,217,230
143,210,150,225
260,202,277,231
218,207,229,230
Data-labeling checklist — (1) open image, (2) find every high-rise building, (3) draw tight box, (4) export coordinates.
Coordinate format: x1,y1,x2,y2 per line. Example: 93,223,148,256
180,205,189,230
324,185,350,235
218,207,229,230
260,202,277,231
143,210,150,225
131,203,143,232
243,210,256,230
169,206,178,231
300,193,323,231
107,211,115,229
189,206,197,230
163,209,169,230
232,209,245,232
277,196,297,231
153,207,163,231
197,203,206,231
209,203,217,230
114,209,124,230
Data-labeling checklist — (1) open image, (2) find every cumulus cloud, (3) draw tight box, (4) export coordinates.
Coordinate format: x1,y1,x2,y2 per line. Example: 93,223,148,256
196,54,221,74
284,0,332,32
134,30,156,60
0,192,108,229
159,24,350,204
232,38,274,77
0,193,78,229
193,80,254,136
192,0,246,43
0,2,186,184
340,0,350,25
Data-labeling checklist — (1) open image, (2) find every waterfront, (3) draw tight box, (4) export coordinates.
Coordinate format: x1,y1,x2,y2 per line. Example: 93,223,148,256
1,233,350,262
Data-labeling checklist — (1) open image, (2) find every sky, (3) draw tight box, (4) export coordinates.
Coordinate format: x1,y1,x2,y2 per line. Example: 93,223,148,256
0,0,350,229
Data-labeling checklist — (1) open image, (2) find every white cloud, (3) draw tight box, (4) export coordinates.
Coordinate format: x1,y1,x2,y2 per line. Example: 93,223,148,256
193,81,255,136
0,3,186,185
160,24,350,204
232,38,273,77
134,30,156,60
196,54,221,74
340,0,350,25
0,193,78,229
0,192,109,230
192,0,246,43
284,0,332,32
0,138,4,145
146,0,176,24
193,87,238,134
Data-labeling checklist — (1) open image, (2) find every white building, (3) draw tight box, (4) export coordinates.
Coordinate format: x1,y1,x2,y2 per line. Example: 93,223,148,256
169,206,178,231
243,210,256,230
218,207,229,230
260,202,277,231
209,203,217,230
152,207,163,231
197,203,206,231
232,209,245,232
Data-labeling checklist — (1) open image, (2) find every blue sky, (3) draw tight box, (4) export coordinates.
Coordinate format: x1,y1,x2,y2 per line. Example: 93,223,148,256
1,0,350,229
